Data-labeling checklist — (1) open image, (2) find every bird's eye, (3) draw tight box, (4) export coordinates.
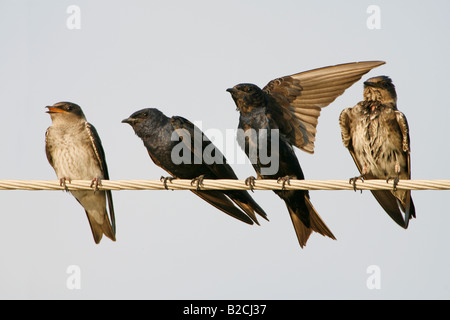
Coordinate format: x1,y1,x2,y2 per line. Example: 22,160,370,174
142,112,148,118
66,106,72,111
245,87,253,93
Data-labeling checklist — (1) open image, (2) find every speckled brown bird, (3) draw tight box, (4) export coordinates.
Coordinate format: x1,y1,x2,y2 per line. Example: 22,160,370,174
227,61,386,248
339,76,416,228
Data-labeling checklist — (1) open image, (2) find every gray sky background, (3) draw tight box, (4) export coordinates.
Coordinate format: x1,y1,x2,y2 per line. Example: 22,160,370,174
0,0,449,299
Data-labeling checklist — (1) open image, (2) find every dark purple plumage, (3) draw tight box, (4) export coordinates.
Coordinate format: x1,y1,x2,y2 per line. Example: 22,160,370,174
227,61,386,248
122,108,268,226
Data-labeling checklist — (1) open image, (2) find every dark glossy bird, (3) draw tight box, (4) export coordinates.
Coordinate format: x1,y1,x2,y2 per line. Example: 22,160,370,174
122,108,268,225
227,61,385,248
339,76,415,228
45,102,116,244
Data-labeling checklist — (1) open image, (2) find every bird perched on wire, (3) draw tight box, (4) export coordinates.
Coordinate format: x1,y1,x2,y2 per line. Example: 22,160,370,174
122,108,268,226
45,102,116,244
227,61,385,248
339,76,415,228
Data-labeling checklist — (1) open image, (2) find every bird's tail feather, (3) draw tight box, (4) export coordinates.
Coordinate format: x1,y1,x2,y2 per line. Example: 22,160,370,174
286,195,336,248
305,196,336,241
371,190,408,229
396,190,416,229
85,210,116,244
227,190,270,225
190,190,255,225
232,200,261,225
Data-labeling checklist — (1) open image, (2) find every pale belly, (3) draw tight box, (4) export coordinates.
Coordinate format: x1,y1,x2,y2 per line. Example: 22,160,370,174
352,118,406,178
47,129,103,180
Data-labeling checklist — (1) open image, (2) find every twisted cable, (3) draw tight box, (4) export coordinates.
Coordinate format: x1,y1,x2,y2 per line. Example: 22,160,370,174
0,179,448,191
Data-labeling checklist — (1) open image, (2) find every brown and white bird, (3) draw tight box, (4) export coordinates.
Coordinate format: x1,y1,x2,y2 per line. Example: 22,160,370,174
227,61,386,248
45,102,116,244
339,76,416,228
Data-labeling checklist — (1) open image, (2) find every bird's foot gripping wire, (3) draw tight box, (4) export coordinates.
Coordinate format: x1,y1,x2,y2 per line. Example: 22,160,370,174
349,175,364,193
386,174,400,191
277,176,293,191
90,177,102,193
190,175,205,191
160,176,175,190
387,163,401,191
59,177,72,192
245,176,257,192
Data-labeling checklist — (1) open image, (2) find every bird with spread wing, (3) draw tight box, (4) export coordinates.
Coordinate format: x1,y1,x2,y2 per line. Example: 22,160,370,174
227,61,386,248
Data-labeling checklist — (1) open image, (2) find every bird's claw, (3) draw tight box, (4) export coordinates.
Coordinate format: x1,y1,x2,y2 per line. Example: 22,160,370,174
90,177,102,193
386,175,400,191
245,176,257,192
191,175,205,191
349,175,364,193
277,176,293,191
160,176,175,190
59,177,72,192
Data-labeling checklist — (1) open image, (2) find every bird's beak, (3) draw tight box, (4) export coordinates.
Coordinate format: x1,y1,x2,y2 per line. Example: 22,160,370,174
226,88,238,94
121,117,135,125
364,81,377,88
46,106,69,114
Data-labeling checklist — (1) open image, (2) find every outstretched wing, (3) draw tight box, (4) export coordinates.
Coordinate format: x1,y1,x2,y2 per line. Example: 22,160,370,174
264,61,386,153
85,122,116,235
170,116,268,224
